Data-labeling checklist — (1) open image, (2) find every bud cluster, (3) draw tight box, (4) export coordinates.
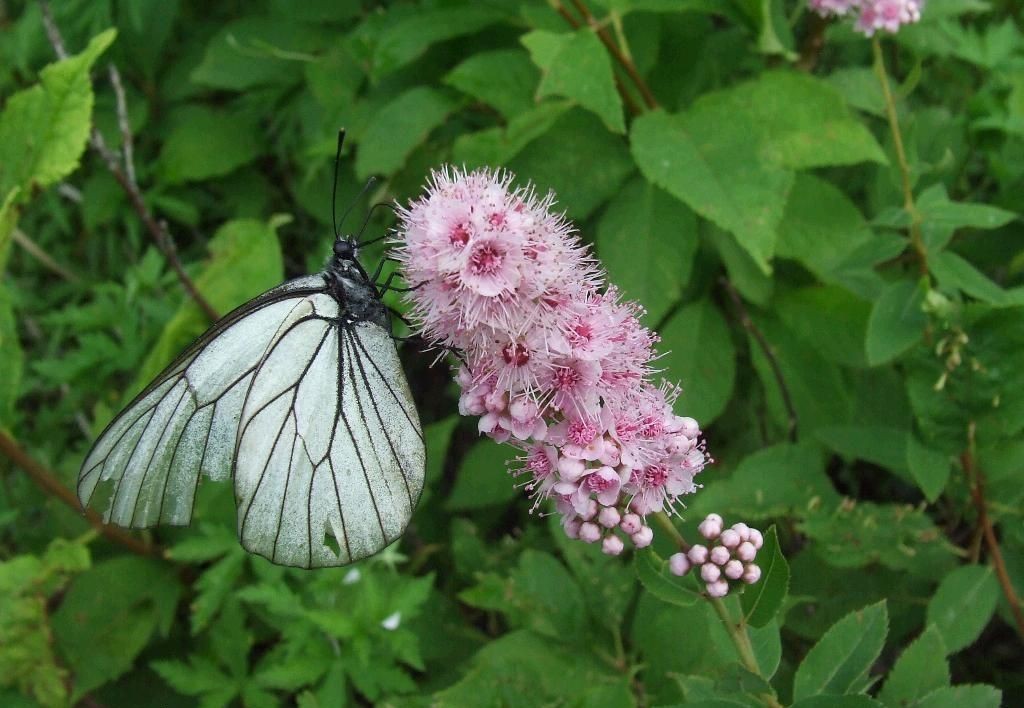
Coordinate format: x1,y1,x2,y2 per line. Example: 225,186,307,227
669,514,764,598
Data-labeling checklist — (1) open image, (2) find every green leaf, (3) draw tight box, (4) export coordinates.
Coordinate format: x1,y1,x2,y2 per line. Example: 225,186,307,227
659,298,736,425
509,109,633,220
904,436,951,502
793,601,889,701
151,655,233,697
0,29,116,195
191,17,329,90
355,87,457,179
865,280,927,366
800,502,957,577
52,557,181,698
369,6,506,79
926,565,1000,653
452,101,571,168
816,425,910,475
444,49,540,119
634,548,700,607
911,685,1001,708
877,626,949,708
931,251,1021,307
597,176,697,324
708,225,774,306
446,438,517,510
522,29,624,134
632,109,792,273
790,697,884,708
688,443,839,521
132,217,284,394
776,286,873,368
740,525,788,627
776,174,899,300
157,106,262,185
916,183,1017,251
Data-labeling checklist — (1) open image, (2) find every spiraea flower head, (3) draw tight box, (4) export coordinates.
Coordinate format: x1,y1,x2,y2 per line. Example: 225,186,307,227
393,167,711,551
810,0,923,36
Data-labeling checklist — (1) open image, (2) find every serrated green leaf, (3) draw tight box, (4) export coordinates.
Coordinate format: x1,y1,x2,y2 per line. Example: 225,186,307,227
509,109,633,220
931,251,1021,307
791,697,884,708
597,176,697,324
634,548,701,608
632,109,792,273
157,106,261,185
793,601,889,700
444,49,540,119
877,625,949,708
659,298,735,425
355,87,457,179
866,280,927,366
912,684,1001,708
741,525,788,628
926,565,999,653
905,437,951,502
522,29,624,133
0,29,116,200
916,183,1017,251
452,101,570,168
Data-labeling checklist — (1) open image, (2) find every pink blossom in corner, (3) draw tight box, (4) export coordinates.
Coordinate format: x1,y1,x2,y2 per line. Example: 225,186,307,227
809,0,923,36
393,167,710,552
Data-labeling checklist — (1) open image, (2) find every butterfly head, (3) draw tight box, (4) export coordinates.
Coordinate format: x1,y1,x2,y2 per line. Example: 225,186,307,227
333,236,358,263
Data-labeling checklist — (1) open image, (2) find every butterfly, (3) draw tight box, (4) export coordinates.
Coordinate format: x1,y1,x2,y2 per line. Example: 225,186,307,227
77,132,425,568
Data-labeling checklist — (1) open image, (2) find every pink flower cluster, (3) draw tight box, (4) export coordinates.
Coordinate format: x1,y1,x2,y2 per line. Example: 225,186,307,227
810,0,923,36
393,168,709,553
670,514,764,598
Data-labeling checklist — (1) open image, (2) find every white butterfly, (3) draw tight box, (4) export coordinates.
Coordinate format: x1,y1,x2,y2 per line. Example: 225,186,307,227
77,236,426,568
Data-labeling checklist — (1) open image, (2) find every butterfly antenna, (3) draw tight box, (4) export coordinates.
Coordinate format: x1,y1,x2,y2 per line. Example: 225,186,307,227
355,202,398,247
331,129,346,240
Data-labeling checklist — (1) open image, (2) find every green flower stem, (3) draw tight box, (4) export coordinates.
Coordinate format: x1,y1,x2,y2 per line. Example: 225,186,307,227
654,512,781,707
872,37,928,272
709,597,784,708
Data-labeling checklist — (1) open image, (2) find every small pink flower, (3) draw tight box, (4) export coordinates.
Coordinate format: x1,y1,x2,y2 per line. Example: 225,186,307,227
706,579,729,598
701,564,721,583
669,553,691,577
737,541,757,562
688,545,708,565
631,526,654,548
742,564,762,584
579,522,601,543
710,546,730,566
598,506,621,528
724,559,744,580
620,513,642,536
602,535,624,556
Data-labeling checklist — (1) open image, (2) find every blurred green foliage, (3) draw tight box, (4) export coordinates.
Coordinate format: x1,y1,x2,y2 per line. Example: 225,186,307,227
1,0,1022,705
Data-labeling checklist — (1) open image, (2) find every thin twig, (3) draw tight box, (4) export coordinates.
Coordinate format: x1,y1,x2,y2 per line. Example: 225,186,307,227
0,429,159,557
720,278,798,442
38,0,219,323
12,228,80,282
565,0,659,109
962,423,1024,640
107,64,137,188
872,37,927,274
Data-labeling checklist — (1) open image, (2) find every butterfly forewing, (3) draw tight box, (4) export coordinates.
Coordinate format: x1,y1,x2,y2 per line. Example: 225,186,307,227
78,273,424,568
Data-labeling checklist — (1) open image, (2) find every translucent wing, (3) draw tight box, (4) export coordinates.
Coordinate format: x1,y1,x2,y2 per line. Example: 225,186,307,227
233,293,425,568
77,275,329,528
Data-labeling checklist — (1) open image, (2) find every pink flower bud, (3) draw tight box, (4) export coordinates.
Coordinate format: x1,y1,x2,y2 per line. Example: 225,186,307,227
701,563,721,583
731,522,751,541
679,417,700,438
557,457,586,482
724,559,744,579
698,518,723,540
742,563,762,584
748,528,763,550
687,544,708,565
703,513,723,526
579,521,601,543
619,513,642,535
709,546,730,565
598,506,621,528
737,541,756,562
602,535,624,556
669,553,691,576
719,529,741,549
581,498,599,521
631,526,654,548
563,518,582,539
706,579,729,598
